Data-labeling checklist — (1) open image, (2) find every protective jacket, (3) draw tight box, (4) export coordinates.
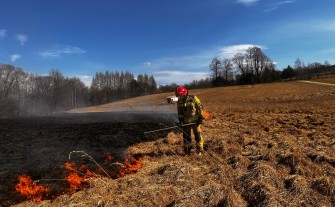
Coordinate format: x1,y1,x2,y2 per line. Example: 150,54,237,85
177,95,205,123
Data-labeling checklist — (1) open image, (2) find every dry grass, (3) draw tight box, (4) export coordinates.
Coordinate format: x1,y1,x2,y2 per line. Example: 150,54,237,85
308,77,335,84
15,81,335,207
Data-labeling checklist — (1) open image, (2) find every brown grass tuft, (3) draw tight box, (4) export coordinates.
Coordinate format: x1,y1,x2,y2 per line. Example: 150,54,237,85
284,175,308,195
209,139,227,155
171,184,246,207
311,176,335,197
241,182,284,207
240,161,282,188
216,186,248,207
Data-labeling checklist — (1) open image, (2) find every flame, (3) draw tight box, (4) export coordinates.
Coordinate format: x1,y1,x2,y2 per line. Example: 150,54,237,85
124,155,141,172
64,162,94,192
15,154,142,202
66,173,85,191
79,164,95,177
114,155,142,178
104,154,114,165
65,162,76,171
15,175,49,202
204,110,213,119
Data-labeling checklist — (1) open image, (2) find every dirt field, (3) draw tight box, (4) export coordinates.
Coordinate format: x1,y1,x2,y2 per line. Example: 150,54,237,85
2,81,335,206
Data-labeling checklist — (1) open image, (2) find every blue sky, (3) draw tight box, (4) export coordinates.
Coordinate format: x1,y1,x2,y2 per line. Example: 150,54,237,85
1,0,334,86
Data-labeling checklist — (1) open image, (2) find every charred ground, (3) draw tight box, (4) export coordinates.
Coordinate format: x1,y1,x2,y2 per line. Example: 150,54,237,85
1,80,335,207
0,112,176,206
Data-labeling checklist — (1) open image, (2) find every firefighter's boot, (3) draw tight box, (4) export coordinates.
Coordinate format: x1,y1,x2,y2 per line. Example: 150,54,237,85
184,145,192,155
195,132,204,154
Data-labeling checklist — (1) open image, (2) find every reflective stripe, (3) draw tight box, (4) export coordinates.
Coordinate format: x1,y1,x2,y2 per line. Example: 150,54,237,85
177,95,204,123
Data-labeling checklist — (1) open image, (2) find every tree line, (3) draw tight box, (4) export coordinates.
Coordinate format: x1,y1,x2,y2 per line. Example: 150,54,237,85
281,58,334,80
89,71,157,105
209,46,280,86
209,47,334,85
159,47,334,92
0,63,157,117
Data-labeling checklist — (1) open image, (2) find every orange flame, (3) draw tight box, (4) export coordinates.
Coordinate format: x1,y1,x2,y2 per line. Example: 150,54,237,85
79,164,95,177
64,162,94,192
204,110,213,119
65,162,76,171
114,155,142,178
15,175,49,202
66,173,85,191
104,154,114,165
14,154,142,202
124,155,141,172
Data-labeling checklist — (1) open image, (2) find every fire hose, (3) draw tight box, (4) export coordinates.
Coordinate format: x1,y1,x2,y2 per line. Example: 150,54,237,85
143,122,226,165
144,123,195,134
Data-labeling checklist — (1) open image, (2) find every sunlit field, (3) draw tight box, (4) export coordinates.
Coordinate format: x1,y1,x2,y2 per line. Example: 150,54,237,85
3,81,334,207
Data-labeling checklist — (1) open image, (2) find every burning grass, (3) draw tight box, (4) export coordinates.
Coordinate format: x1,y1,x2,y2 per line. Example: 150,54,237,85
14,152,142,203
15,175,49,202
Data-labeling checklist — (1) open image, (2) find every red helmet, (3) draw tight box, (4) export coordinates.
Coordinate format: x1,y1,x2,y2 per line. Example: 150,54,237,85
175,86,188,97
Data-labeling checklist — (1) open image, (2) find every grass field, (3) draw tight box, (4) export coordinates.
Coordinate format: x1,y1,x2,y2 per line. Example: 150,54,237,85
12,81,335,207
309,77,335,84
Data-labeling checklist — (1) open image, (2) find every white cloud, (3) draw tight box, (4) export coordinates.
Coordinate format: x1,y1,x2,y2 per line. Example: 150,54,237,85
277,19,335,35
143,61,152,66
264,1,295,12
0,29,7,38
16,34,28,46
219,44,265,58
153,70,209,86
77,75,93,87
11,54,21,62
278,1,295,5
37,45,86,58
312,20,335,32
62,46,86,54
150,55,212,71
37,52,60,58
236,0,259,7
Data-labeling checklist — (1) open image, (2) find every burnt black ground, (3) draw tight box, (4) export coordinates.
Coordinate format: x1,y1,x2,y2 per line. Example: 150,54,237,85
0,111,177,206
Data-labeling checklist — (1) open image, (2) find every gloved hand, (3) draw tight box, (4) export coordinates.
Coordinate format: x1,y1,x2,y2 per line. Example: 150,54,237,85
177,121,184,127
178,118,184,127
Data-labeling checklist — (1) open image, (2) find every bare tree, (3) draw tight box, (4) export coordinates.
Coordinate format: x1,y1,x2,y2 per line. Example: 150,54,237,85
0,64,27,116
222,58,233,83
29,75,53,114
89,70,157,105
148,75,157,94
246,47,271,83
209,57,221,79
49,69,66,111
324,60,330,67
294,58,302,69
232,53,247,79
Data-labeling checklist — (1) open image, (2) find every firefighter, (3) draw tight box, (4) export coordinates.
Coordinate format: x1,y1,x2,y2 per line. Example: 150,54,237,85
175,85,205,156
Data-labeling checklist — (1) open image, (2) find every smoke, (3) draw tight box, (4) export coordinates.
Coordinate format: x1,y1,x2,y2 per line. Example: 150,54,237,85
60,111,178,126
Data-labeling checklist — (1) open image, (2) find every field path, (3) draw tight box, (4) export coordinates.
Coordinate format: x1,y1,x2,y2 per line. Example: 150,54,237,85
299,80,335,86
